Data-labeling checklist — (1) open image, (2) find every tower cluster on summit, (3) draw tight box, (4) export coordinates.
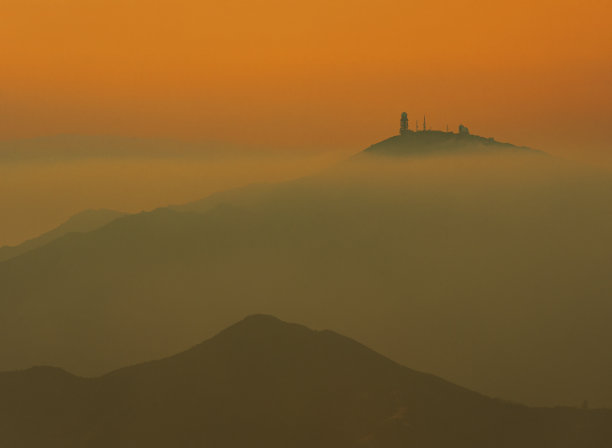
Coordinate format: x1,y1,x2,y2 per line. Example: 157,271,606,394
399,112,469,136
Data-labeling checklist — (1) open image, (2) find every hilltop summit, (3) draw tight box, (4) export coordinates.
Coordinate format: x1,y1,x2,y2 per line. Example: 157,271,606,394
362,114,543,158
362,130,542,157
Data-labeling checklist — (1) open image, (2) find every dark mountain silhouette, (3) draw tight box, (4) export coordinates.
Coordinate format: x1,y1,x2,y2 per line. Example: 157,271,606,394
1,148,611,409
0,209,126,262
1,315,610,448
359,130,544,158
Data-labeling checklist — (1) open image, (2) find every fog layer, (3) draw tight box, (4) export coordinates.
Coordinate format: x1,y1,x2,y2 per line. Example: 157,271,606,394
1,153,611,408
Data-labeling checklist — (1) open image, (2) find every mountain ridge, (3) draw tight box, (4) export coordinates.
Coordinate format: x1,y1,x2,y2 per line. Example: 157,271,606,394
0,208,126,263
1,315,611,447
1,138,611,408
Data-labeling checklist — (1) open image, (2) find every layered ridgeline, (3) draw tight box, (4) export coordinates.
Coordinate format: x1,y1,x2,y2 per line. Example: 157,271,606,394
0,209,125,262
1,315,611,448
1,133,611,408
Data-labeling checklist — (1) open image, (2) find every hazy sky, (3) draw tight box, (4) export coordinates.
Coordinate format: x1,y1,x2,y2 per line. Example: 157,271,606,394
1,0,611,161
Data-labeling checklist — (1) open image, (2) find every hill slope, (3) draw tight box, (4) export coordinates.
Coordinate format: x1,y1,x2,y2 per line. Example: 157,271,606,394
0,209,126,262
1,315,610,448
0,150,611,408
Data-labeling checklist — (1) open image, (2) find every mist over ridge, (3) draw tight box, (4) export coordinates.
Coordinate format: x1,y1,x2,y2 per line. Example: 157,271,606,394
3,0,611,443
0,134,350,247
1,129,611,409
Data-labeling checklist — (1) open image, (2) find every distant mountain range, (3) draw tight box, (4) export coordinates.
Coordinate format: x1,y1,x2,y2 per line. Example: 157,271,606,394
0,130,541,262
1,315,610,448
1,134,611,410
360,130,544,158
0,209,125,263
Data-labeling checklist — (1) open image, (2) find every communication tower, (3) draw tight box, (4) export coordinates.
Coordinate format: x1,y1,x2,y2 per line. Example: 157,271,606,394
400,112,409,135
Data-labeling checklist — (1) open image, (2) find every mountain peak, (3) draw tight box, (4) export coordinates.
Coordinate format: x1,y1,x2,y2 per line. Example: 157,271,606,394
360,130,543,158
240,313,284,324
2,316,611,447
208,313,316,345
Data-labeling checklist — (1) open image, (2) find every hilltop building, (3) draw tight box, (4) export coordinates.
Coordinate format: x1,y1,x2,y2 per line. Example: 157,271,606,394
367,115,541,157
400,112,409,135
400,112,468,135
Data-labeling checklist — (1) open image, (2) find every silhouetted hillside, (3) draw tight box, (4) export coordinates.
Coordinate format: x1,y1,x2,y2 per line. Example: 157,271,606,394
1,315,610,448
1,153,611,409
360,130,543,158
0,209,126,262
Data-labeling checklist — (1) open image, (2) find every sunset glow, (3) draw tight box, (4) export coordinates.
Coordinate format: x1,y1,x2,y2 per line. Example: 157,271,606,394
1,0,610,159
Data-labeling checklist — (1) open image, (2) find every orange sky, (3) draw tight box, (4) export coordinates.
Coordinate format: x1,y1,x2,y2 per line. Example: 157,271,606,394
1,0,611,161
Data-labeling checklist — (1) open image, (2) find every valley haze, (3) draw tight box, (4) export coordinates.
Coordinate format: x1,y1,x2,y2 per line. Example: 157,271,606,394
1,129,611,414
2,0,611,444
